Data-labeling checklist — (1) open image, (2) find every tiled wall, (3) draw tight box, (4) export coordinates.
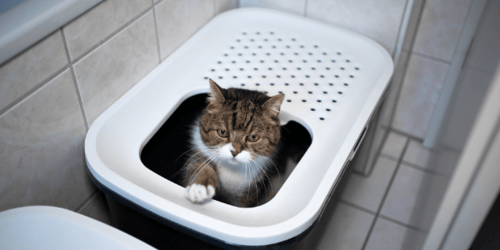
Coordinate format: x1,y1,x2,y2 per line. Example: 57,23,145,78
241,0,477,140
391,0,475,138
0,0,237,223
241,0,408,56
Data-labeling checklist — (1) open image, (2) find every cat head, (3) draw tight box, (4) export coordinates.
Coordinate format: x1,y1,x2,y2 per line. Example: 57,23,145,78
199,79,284,165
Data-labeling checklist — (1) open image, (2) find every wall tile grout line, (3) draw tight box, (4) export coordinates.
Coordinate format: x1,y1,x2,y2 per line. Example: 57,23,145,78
60,27,90,130
384,0,428,131
360,139,412,250
152,5,163,64
412,51,452,65
0,4,156,118
68,5,156,66
0,64,70,118
391,0,411,58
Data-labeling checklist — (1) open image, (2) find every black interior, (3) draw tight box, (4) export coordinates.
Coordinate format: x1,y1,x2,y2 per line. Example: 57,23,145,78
140,93,311,203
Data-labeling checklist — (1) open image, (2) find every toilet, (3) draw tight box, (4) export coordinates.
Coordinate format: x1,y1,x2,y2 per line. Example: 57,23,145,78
0,206,155,250
85,8,393,248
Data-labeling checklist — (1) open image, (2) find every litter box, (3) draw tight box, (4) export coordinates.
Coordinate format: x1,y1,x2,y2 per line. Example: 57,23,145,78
85,7,393,249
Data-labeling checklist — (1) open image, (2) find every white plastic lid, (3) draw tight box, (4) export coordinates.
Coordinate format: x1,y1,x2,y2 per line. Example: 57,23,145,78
0,206,155,250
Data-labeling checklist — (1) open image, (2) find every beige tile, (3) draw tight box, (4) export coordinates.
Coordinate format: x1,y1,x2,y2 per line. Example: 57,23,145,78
316,203,375,250
403,139,458,176
341,156,398,212
403,140,432,168
441,69,493,151
0,31,67,112
0,69,93,212
412,0,473,62
63,0,152,60
381,50,410,128
78,191,112,226
74,11,159,125
466,0,500,73
216,0,238,14
381,131,408,159
240,0,306,16
155,0,215,60
405,170,449,231
365,217,426,250
380,164,428,225
306,0,407,54
392,54,449,138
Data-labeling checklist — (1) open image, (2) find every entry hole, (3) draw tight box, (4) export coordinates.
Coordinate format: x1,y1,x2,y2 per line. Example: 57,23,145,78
311,108,316,111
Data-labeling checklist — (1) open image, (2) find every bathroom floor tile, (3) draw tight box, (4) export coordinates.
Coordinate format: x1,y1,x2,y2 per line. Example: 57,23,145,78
78,191,112,226
402,140,432,168
380,163,426,225
315,203,375,250
380,131,408,160
365,217,426,250
341,156,398,212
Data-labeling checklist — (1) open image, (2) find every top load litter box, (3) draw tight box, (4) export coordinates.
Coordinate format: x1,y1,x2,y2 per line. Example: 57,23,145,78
85,8,393,248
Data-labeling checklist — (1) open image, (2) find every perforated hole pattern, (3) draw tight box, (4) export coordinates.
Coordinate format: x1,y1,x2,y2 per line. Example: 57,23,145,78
204,30,361,121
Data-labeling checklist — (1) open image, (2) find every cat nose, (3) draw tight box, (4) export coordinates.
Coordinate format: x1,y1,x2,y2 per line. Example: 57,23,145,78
231,150,239,157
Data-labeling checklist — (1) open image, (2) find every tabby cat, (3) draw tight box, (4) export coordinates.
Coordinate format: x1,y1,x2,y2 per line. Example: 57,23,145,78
182,79,285,207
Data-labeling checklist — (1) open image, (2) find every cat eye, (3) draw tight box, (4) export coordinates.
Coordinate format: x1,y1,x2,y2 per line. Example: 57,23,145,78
247,134,259,142
217,129,229,137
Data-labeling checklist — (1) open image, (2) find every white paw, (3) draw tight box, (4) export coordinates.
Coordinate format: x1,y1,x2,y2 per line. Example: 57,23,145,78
185,184,215,203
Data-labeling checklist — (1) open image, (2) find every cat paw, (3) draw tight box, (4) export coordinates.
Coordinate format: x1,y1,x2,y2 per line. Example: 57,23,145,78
185,184,215,203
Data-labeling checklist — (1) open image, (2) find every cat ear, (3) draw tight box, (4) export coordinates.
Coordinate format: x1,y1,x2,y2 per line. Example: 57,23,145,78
264,94,285,116
208,79,225,103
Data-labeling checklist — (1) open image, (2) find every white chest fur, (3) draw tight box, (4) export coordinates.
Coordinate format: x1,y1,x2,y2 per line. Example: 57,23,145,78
217,161,260,194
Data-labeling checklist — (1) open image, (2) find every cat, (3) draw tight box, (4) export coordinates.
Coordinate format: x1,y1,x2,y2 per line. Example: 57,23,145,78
182,79,285,207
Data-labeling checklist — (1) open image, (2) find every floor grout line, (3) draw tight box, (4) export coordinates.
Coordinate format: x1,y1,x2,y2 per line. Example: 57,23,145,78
75,190,100,212
360,138,411,250
339,200,376,215
378,214,429,233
